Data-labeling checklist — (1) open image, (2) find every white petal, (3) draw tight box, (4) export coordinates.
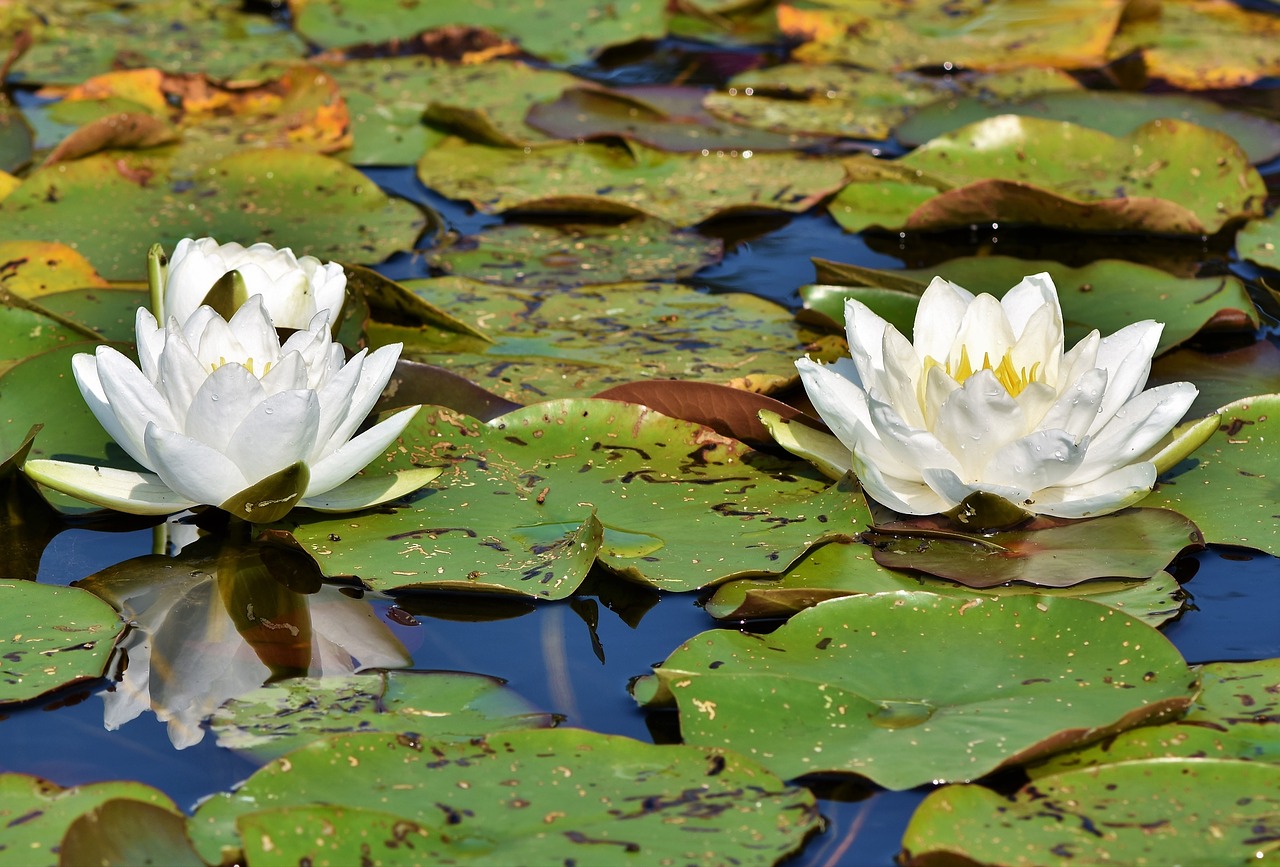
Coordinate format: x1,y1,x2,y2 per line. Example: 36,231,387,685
310,349,368,459
1012,380,1058,431
304,405,419,497
949,293,1014,370
225,295,281,365
930,369,1024,478
23,459,196,515
851,452,950,515
156,333,210,417
843,298,892,387
912,276,973,364
1032,462,1157,518
1055,329,1100,391
879,326,926,428
1036,367,1108,441
222,390,321,484
258,351,309,396
144,424,247,506
982,428,1086,493
1009,304,1063,385
134,307,166,382
865,394,962,481
316,343,402,457
184,363,265,451
1000,272,1060,337
796,357,872,454
72,352,150,468
93,347,180,464
1089,320,1162,435
1067,382,1199,485
920,466,1031,512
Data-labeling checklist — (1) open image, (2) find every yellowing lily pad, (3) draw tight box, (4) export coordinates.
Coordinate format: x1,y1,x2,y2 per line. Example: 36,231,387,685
417,138,849,226
1145,395,1280,556
902,759,1280,866
369,276,846,401
291,0,668,63
0,580,123,705
0,242,109,298
288,401,864,594
426,217,722,289
0,150,425,280
189,728,821,866
830,116,1267,235
1107,0,1280,89
779,0,1125,71
633,591,1196,789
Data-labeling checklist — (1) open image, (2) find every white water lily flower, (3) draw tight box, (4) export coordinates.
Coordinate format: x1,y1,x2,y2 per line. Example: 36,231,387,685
158,237,346,330
25,297,432,520
796,273,1203,520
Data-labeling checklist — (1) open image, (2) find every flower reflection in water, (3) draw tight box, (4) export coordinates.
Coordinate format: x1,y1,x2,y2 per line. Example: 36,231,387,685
76,526,410,749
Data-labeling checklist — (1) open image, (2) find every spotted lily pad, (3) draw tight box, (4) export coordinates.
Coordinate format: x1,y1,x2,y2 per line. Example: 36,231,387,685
705,539,1188,627
779,0,1125,70
368,276,846,400
0,150,426,280
633,591,1196,789
1146,396,1280,556
901,759,1280,865
0,581,123,705
1237,210,1280,272
288,401,864,594
10,1,306,86
864,508,1204,589
1031,658,1280,774
426,217,722,289
188,728,821,866
1107,0,1280,89
418,138,849,226
291,0,668,63
0,241,109,297
210,670,556,762
806,256,1259,355
829,117,1266,235
896,90,1280,163
0,775,180,867
0,293,98,378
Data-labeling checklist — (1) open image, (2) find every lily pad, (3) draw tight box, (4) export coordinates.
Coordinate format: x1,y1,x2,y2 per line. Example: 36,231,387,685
896,90,1280,163
779,0,1125,71
23,287,147,345
864,508,1204,588
426,217,723,289
0,150,426,280
0,103,33,174
0,581,123,705
901,759,1280,866
1145,395,1280,556
526,85,829,152
288,401,865,594
210,670,556,762
189,728,821,866
1032,658,1280,773
1237,210,1280,272
0,293,97,377
292,0,668,63
806,256,1259,355
1149,340,1280,421
829,117,1266,235
0,241,109,297
0,775,180,867
1107,0,1280,89
58,799,204,867
368,276,847,400
633,591,1196,789
705,539,1189,627
418,138,849,226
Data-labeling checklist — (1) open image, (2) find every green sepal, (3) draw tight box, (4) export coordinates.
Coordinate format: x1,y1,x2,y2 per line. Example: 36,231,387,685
758,409,851,480
220,462,309,524
148,242,167,321
201,269,251,322
943,491,1035,531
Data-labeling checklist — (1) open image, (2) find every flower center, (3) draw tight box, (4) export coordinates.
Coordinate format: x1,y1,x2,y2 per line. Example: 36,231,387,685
210,355,274,378
924,346,1041,397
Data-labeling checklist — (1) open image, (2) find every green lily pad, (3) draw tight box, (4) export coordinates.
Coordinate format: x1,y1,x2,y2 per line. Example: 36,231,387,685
317,57,580,162
426,217,722,289
780,0,1125,71
58,798,204,867
1149,341,1280,421
210,670,556,762
1237,210,1280,272
1145,395,1280,556
289,401,865,594
0,292,97,378
26,287,147,345
526,85,829,152
806,256,1259,355
189,728,821,866
897,90,1280,163
901,759,1280,865
1031,658,1280,774
830,117,1266,235
633,591,1196,789
292,0,668,63
0,581,123,705
417,138,849,226
705,539,1188,627
0,150,426,280
0,103,33,174
9,0,307,86
864,508,1203,589
0,775,180,867
368,276,847,401
1107,0,1280,89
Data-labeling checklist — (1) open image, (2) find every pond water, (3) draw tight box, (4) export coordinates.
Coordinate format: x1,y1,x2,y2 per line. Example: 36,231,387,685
4,6,1280,864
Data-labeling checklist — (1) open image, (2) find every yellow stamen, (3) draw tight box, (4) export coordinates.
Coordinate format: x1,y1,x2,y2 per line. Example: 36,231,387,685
923,347,1041,397
209,356,273,377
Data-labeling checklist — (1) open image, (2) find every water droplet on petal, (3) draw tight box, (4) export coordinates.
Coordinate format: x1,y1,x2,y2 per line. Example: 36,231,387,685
211,394,219,402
